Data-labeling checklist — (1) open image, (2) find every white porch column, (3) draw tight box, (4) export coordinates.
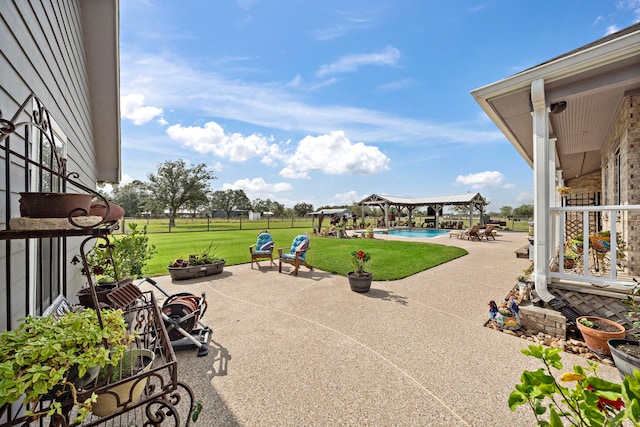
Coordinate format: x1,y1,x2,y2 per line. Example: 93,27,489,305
531,78,554,302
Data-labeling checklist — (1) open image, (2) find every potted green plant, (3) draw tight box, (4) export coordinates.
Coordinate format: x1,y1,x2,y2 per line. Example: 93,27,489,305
563,251,578,269
347,250,373,293
0,308,132,423
91,346,155,417
576,316,626,356
608,279,640,378
510,344,640,426
76,223,155,307
167,242,226,280
365,224,375,238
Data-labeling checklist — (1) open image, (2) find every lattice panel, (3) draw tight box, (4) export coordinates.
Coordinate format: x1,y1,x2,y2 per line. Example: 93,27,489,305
550,286,633,328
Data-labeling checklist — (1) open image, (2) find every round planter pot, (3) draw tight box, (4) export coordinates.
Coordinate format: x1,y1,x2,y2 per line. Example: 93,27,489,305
92,348,155,418
89,201,125,223
347,272,373,293
19,192,93,218
576,316,626,356
77,283,118,309
608,339,640,379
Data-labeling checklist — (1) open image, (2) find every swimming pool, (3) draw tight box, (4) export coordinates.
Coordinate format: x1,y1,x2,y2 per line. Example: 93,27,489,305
375,229,450,239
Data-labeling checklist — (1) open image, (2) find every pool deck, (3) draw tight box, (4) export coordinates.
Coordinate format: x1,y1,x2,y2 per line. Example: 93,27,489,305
141,230,621,426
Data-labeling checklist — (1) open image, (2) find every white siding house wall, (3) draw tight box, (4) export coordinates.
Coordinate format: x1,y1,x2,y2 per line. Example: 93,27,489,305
0,0,99,330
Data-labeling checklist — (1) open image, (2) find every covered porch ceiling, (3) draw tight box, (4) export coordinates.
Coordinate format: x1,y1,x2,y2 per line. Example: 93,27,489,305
471,23,640,181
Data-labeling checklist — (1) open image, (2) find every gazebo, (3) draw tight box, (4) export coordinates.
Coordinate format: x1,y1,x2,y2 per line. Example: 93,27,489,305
358,193,486,229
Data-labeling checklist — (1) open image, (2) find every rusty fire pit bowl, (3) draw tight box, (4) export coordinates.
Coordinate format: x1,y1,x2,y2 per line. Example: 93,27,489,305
19,192,93,218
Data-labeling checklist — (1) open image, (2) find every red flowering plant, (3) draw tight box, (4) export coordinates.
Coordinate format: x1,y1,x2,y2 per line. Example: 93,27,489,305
350,250,371,277
509,344,640,426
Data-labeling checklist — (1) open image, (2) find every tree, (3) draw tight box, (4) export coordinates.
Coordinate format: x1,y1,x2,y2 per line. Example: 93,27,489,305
500,206,513,218
512,204,534,219
110,180,147,217
270,201,285,217
211,189,251,219
293,202,314,217
145,160,216,227
251,198,269,213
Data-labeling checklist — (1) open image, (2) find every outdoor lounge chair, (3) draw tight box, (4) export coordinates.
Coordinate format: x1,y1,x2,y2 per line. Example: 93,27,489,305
278,233,313,276
461,224,482,240
249,231,275,269
478,224,497,240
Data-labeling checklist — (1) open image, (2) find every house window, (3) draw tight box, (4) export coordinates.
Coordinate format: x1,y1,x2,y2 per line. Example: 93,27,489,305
28,102,67,314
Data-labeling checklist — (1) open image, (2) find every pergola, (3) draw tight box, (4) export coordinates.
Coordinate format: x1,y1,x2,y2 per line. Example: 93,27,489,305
358,193,486,229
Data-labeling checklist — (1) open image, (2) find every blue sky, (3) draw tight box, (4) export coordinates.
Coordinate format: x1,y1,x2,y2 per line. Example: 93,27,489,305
118,0,639,212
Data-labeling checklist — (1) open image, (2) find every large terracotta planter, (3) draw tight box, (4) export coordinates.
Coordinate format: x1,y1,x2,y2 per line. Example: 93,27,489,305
347,272,373,293
167,260,226,281
576,316,626,356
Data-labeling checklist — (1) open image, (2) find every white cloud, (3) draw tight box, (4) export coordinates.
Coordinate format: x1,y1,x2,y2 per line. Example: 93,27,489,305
120,50,503,147
221,177,292,199
503,183,515,189
516,192,533,204
455,171,505,189
334,190,361,204
377,79,414,92
120,93,163,125
316,46,400,77
279,131,390,179
166,121,283,163
605,25,619,35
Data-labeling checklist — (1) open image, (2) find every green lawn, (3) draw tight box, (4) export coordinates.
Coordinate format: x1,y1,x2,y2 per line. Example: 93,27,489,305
143,229,468,281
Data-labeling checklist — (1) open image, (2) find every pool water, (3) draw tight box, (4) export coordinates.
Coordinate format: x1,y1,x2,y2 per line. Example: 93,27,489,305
376,229,450,238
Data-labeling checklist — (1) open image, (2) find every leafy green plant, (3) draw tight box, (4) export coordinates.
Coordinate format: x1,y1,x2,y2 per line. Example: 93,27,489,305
509,344,640,426
623,278,640,339
170,241,222,267
350,250,371,276
579,317,595,328
85,223,155,281
0,308,132,422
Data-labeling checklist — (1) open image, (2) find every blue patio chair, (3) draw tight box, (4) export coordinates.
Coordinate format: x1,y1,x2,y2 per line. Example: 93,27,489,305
249,231,275,269
278,233,313,276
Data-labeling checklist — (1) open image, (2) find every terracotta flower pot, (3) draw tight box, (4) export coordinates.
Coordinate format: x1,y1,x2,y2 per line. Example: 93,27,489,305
576,316,626,356
89,201,125,222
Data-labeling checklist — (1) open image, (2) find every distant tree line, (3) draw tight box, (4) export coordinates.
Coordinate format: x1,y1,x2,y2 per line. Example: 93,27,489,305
105,159,535,226
106,159,329,225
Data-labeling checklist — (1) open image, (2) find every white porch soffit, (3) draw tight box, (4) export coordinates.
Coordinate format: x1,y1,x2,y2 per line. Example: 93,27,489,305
470,23,640,181
80,0,121,184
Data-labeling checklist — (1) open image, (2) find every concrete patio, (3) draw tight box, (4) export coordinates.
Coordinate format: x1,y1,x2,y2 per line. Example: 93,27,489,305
141,231,621,426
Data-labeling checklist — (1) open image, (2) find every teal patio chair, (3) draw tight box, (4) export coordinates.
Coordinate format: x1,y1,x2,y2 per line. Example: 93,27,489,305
278,233,313,276
249,231,275,269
